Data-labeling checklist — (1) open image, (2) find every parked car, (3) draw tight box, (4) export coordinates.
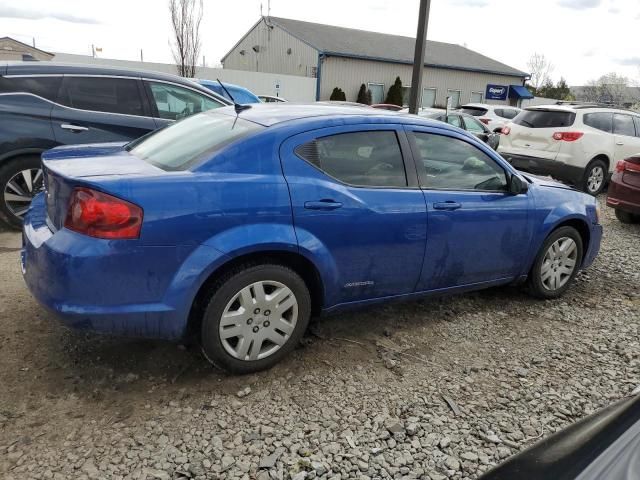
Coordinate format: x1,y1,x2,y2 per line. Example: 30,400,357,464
606,154,640,223
458,103,521,131
499,104,640,195
0,62,230,229
480,393,640,480
419,111,500,150
197,79,261,104
370,103,403,111
258,95,287,103
22,104,602,373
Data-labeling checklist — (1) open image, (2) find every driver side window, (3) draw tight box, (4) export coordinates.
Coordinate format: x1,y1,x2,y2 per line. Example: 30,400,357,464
412,132,507,191
147,82,223,120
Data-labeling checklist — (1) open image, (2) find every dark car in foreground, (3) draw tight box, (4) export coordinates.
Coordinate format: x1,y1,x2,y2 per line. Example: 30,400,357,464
420,110,500,150
607,155,640,223
22,104,602,373
0,62,230,228
481,393,640,480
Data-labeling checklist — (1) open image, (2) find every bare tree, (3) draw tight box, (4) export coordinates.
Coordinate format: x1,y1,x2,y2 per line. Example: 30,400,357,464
527,53,554,92
581,73,639,107
169,0,203,78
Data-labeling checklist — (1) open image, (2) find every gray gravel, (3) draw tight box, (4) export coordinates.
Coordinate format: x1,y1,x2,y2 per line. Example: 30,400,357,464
0,196,638,480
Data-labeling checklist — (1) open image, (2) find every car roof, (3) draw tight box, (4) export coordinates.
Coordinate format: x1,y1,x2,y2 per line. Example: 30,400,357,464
2,62,224,99
197,79,247,92
215,103,454,129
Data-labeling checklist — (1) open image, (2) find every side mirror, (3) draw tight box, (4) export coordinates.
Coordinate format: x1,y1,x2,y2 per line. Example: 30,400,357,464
493,127,503,134
509,174,528,195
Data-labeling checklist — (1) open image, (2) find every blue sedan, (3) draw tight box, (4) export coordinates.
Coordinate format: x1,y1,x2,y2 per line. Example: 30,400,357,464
22,105,602,373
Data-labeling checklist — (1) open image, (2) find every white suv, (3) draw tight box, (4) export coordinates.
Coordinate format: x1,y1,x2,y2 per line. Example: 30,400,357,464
499,104,640,194
458,103,521,132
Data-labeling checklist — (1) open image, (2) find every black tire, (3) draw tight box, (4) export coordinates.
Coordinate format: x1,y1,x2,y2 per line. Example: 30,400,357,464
0,155,43,230
580,158,607,195
527,226,583,300
200,264,311,374
615,209,639,224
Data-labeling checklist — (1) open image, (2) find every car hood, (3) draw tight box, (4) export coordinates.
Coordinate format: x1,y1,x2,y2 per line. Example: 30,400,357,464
522,172,575,191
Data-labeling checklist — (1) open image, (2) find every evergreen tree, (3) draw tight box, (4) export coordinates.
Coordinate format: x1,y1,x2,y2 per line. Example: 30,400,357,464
330,87,346,101
365,89,372,105
356,84,369,104
385,76,403,106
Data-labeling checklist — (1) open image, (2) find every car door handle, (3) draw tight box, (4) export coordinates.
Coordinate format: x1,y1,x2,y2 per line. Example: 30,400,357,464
60,124,89,132
304,200,343,210
616,141,624,146
433,201,462,211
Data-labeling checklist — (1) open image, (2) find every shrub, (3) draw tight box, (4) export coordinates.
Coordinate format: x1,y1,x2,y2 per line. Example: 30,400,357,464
330,87,346,101
385,76,403,106
356,84,369,104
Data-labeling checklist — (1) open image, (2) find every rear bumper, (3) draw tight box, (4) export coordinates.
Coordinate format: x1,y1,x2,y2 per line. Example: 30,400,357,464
606,175,640,214
21,194,195,340
501,153,584,186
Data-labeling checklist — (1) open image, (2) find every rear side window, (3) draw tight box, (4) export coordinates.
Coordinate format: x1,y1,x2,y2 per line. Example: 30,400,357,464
128,112,262,170
583,113,613,133
494,109,504,117
613,114,636,137
513,110,575,128
634,117,640,138
0,76,62,101
459,107,488,117
58,77,145,116
295,131,407,188
463,116,486,134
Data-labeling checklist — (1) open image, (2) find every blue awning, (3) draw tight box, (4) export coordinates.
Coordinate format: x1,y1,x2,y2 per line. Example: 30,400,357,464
509,85,534,100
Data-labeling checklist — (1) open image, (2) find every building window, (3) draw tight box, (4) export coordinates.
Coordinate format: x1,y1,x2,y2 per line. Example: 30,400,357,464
447,89,462,108
402,86,411,106
470,91,483,103
422,88,436,108
367,83,385,104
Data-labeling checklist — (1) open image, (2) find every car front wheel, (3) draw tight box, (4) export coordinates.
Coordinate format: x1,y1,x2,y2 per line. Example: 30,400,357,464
200,264,311,374
581,159,607,195
527,226,583,299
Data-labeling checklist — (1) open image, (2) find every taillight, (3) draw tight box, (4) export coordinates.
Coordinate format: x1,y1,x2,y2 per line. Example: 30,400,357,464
616,157,640,173
552,132,584,142
479,118,490,125
502,126,511,135
64,188,143,239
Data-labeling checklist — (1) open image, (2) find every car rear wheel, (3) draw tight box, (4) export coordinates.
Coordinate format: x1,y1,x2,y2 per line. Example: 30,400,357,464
615,209,640,224
527,226,583,299
0,155,44,230
200,264,311,374
581,159,607,195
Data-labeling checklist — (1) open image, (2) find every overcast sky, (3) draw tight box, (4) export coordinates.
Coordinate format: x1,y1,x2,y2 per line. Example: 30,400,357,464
1,0,638,85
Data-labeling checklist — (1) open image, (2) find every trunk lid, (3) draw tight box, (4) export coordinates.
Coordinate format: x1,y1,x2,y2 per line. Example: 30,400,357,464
42,142,164,230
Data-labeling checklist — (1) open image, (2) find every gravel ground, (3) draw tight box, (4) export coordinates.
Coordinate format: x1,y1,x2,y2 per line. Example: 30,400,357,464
0,195,638,480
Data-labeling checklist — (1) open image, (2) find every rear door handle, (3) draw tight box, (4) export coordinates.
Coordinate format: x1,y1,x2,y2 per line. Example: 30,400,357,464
60,124,89,133
616,141,625,146
304,200,343,210
433,201,462,211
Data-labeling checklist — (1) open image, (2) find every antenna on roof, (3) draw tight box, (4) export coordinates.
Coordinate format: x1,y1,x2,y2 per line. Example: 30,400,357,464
216,78,251,114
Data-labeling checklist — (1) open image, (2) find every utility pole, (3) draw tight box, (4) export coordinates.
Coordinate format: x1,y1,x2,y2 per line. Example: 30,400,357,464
408,0,432,114
140,49,144,62
92,44,95,58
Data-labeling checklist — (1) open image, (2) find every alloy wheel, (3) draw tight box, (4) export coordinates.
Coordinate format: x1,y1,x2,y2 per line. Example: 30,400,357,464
586,166,604,194
219,280,298,361
540,237,578,291
3,168,43,219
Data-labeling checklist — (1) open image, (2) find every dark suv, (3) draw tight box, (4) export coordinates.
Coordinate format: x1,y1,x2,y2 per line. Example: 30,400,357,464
0,62,230,228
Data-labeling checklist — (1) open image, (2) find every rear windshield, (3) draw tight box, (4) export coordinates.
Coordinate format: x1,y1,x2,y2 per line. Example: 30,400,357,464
513,109,576,128
127,112,263,170
459,107,488,116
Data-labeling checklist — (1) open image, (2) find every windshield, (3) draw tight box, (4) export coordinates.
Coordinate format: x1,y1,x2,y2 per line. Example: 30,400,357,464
459,107,488,116
513,109,576,128
127,112,263,170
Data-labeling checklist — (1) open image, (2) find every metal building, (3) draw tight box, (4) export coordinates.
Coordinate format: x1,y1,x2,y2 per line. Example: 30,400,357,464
0,37,53,62
222,17,531,107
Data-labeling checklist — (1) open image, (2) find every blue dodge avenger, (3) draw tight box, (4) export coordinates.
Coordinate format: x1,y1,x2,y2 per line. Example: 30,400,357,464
22,104,602,373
